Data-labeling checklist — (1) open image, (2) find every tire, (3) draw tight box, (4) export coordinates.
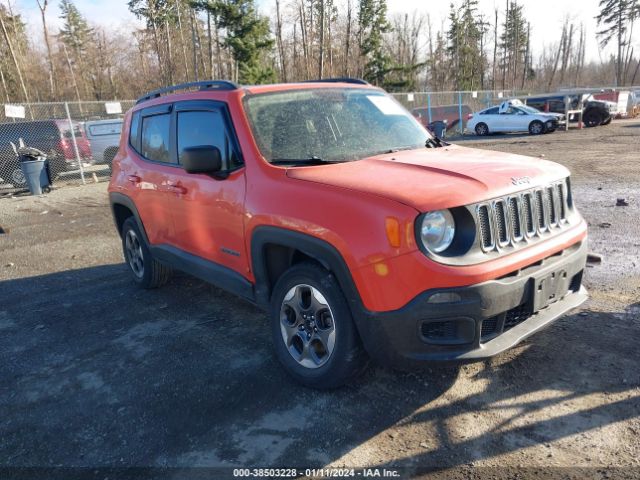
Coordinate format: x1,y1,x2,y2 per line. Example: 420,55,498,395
475,123,489,136
583,111,603,128
544,120,557,133
601,116,612,126
270,262,368,389
529,120,544,135
121,217,171,289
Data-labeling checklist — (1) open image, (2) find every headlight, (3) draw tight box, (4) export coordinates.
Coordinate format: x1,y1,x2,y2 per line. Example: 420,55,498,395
419,210,455,253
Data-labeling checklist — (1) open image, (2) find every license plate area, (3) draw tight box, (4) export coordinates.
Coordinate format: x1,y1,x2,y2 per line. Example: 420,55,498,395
533,268,569,312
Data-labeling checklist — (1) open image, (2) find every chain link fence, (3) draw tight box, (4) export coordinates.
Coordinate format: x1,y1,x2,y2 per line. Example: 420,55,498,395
1,87,636,193
391,90,526,135
0,100,134,192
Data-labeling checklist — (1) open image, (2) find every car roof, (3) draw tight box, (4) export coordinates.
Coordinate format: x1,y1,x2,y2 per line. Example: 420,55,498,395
243,81,378,95
85,118,123,125
132,80,380,112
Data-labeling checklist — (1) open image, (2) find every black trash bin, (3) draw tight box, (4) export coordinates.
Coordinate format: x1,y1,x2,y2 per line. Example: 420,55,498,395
428,120,448,139
18,147,51,195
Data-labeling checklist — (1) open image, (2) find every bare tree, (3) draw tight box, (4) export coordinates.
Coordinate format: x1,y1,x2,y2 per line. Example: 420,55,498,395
175,0,190,81
275,0,287,81
36,0,57,98
0,9,31,111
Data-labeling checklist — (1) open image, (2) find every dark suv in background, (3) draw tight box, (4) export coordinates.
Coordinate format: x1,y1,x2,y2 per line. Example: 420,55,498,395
0,120,91,187
525,93,614,128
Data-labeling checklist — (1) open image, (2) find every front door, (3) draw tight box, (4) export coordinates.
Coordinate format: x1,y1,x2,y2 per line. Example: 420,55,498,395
163,101,249,277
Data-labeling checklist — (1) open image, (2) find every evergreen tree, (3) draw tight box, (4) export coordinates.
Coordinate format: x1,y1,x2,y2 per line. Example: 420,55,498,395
499,0,528,89
59,0,94,56
194,0,274,84
358,0,391,86
446,0,484,90
596,0,639,85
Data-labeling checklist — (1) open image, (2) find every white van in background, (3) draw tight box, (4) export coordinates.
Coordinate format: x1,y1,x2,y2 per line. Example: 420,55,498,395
84,119,123,165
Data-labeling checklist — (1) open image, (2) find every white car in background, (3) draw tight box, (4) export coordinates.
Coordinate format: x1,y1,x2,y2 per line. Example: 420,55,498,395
467,100,564,136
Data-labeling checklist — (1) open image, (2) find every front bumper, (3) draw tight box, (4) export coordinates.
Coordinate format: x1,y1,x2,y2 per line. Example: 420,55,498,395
355,240,588,367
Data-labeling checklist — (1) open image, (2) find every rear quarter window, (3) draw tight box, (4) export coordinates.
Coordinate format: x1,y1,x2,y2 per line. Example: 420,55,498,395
129,112,141,152
140,113,171,163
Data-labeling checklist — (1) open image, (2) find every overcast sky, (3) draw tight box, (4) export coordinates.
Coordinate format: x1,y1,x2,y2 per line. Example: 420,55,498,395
13,0,626,64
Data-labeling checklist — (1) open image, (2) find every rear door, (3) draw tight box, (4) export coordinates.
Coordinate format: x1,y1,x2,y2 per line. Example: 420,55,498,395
163,100,248,275
125,104,176,246
478,107,500,131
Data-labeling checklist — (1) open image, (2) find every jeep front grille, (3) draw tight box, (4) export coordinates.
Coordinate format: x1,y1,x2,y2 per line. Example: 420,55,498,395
476,181,570,253
535,189,546,231
478,205,493,249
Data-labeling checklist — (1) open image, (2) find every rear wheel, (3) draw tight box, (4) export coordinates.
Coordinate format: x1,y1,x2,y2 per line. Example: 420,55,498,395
270,262,368,389
584,111,604,127
529,120,544,135
475,123,489,136
121,217,171,289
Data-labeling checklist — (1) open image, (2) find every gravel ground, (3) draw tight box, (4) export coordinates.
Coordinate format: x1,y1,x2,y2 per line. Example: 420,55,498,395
0,120,638,479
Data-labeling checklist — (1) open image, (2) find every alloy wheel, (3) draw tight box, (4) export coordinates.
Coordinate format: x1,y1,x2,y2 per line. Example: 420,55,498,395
530,122,543,134
125,229,144,278
279,284,336,369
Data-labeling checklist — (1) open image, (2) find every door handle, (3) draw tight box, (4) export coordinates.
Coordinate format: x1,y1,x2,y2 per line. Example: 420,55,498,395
166,183,187,195
127,175,141,184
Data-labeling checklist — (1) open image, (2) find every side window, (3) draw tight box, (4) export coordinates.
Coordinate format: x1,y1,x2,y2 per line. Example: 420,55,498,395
482,107,499,115
141,113,171,163
129,111,141,152
177,109,241,170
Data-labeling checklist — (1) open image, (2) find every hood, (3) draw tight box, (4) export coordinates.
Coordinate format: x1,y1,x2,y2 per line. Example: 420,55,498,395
286,145,569,212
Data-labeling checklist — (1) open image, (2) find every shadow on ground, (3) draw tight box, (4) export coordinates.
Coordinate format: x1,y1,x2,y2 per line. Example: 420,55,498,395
0,265,638,472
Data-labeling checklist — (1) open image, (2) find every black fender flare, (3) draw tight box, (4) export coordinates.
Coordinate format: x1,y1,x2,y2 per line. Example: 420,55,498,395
109,192,150,245
250,226,365,317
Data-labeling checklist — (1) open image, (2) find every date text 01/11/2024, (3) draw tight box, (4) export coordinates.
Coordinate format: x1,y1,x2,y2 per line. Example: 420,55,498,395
232,468,401,477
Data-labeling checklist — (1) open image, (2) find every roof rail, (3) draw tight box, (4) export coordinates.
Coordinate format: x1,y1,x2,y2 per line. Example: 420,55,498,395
136,80,240,105
302,77,369,85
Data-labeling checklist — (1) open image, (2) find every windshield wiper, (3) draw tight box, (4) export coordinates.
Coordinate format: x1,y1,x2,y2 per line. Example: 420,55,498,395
426,136,445,148
270,156,341,165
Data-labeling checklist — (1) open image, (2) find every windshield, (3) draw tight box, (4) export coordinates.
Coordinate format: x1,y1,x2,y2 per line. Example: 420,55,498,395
244,88,433,163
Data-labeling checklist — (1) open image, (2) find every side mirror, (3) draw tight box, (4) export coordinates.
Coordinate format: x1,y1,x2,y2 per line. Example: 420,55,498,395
182,145,222,174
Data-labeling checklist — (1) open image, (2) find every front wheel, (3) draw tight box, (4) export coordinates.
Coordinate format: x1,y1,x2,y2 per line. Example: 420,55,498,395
529,120,544,135
121,217,171,289
270,262,368,389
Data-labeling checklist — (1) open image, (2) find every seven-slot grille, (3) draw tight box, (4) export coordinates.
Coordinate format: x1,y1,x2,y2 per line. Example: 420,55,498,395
476,181,570,252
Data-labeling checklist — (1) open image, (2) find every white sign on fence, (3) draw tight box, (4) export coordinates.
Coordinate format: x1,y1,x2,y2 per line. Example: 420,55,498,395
4,104,25,118
472,91,478,98
105,102,122,114
498,92,504,98
407,93,414,102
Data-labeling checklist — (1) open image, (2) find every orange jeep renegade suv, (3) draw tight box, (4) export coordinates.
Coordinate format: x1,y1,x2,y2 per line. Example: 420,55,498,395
109,79,588,388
